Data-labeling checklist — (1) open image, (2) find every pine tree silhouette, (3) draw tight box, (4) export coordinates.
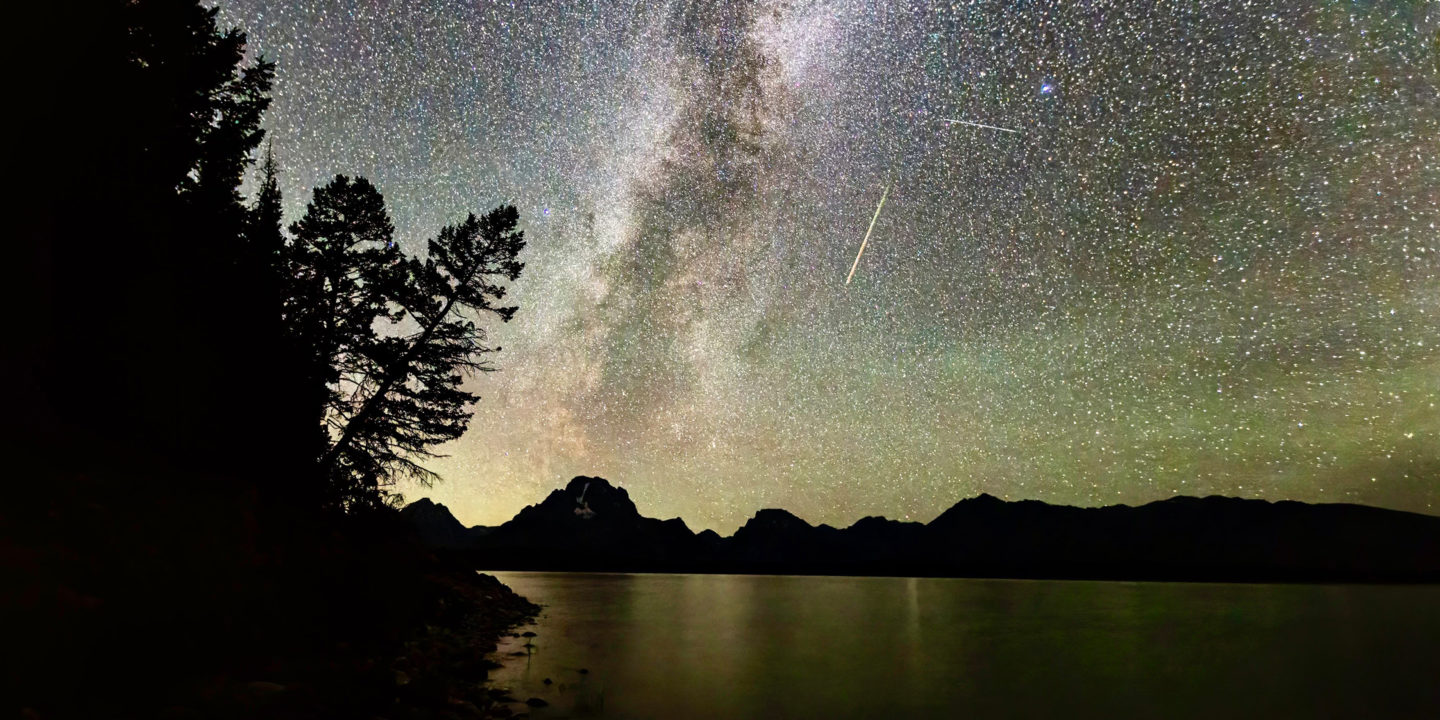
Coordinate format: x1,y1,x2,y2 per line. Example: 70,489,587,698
24,0,306,488
321,206,525,503
285,176,405,504
284,179,525,506
22,0,526,510
246,143,286,262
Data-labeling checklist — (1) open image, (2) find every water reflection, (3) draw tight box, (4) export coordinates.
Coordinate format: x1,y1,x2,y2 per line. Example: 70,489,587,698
487,572,1440,719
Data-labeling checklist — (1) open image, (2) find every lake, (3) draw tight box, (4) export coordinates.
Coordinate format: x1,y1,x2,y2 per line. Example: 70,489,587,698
486,572,1439,719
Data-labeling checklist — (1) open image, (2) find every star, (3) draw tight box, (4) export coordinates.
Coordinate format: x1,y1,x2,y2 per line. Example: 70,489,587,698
218,0,1440,531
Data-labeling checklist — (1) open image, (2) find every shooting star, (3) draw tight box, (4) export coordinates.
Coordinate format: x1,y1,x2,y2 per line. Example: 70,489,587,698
941,118,1021,134
846,181,891,285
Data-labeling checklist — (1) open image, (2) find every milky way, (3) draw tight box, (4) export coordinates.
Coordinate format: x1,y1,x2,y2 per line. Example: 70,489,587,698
220,0,1439,531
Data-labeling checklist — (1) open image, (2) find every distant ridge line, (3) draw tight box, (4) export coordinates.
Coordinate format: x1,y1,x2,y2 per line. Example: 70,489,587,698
402,476,1440,583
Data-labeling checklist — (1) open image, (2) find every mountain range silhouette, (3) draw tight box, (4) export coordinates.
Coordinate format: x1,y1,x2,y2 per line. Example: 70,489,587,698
402,476,1440,582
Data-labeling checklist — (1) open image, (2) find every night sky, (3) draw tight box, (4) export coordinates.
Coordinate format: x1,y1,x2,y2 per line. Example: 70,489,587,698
219,0,1439,532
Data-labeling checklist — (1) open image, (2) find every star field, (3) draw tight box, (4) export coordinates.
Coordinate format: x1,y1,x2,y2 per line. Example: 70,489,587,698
220,0,1439,532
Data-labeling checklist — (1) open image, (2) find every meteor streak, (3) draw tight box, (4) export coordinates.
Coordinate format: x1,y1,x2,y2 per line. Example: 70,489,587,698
846,181,891,285
941,118,1021,134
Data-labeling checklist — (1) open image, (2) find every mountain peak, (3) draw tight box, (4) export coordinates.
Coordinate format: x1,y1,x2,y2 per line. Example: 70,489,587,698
400,496,452,518
752,508,811,526
733,508,813,542
562,476,634,519
926,492,1015,531
849,515,918,531
565,475,617,494
400,497,479,548
505,475,641,529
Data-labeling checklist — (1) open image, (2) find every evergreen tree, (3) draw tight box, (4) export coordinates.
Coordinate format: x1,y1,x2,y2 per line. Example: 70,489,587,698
285,176,405,503
242,144,331,482
24,0,296,485
246,143,286,262
319,207,525,503
284,179,525,506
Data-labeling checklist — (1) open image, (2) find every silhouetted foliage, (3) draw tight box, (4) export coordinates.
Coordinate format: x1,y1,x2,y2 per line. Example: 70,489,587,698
21,0,526,513
246,143,286,262
284,179,525,506
284,176,404,503
13,4,535,716
320,206,526,501
16,0,333,714
19,0,317,488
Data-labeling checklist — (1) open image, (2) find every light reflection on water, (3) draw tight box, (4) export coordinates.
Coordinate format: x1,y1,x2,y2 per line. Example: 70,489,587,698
486,572,1439,719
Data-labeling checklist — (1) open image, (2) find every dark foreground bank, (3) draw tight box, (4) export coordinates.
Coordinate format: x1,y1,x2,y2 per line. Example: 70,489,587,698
5,476,538,719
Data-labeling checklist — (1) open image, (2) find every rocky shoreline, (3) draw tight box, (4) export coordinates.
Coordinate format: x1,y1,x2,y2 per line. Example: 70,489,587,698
386,572,543,719
214,570,544,720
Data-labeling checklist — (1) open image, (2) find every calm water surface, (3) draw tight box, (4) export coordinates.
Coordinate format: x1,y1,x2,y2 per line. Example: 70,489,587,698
486,572,1439,719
